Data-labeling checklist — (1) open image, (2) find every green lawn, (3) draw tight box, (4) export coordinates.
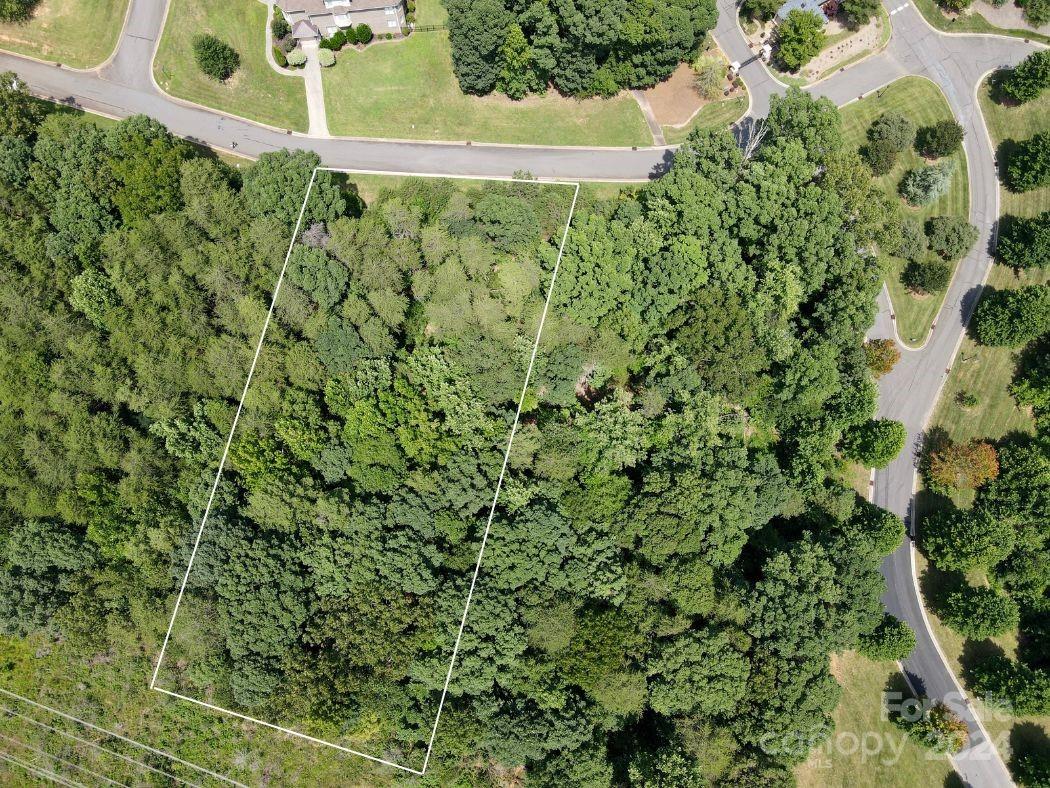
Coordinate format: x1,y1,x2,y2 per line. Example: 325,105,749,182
980,75,1050,220
321,1,651,146
154,0,308,132
0,0,129,68
662,94,748,145
912,0,1050,45
795,652,955,787
839,77,970,347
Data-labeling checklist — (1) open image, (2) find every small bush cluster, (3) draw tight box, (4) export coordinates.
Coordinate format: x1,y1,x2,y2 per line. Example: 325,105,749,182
286,49,307,68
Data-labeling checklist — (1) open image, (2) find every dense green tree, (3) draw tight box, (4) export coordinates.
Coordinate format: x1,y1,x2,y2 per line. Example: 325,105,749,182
840,418,907,468
902,260,952,294
843,0,882,25
1007,131,1050,193
192,34,241,81
0,72,43,138
859,614,916,661
968,653,1050,715
899,161,954,206
997,212,1050,269
922,507,1015,571
925,215,977,261
915,120,964,158
1002,51,1050,104
776,10,826,71
973,285,1050,347
940,585,1020,639
0,0,36,22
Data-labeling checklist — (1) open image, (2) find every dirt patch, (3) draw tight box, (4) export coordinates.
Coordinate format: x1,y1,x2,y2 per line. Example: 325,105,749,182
641,62,704,126
639,56,739,128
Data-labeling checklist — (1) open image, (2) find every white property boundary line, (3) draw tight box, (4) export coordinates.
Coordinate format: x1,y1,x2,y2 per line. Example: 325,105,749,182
0,688,244,787
150,169,581,776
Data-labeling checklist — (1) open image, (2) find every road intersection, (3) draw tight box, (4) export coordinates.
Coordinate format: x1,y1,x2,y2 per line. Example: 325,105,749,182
0,1,1043,783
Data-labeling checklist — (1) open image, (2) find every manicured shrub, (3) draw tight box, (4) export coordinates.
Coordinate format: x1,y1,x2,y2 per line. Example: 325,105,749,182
973,285,1050,347
899,161,954,206
864,339,900,378
321,30,346,50
997,212,1050,269
940,585,1019,639
926,215,978,261
271,16,291,40
1002,51,1050,104
356,23,373,44
286,48,307,67
902,260,952,294
318,48,336,67
193,34,240,81
859,614,916,661
777,10,826,71
916,119,964,158
344,26,359,45
840,418,907,468
895,701,968,754
1006,131,1050,193
272,45,288,68
956,391,978,408
894,219,928,262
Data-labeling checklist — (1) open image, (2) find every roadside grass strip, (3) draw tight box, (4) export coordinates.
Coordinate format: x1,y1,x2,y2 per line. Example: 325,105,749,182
151,171,580,774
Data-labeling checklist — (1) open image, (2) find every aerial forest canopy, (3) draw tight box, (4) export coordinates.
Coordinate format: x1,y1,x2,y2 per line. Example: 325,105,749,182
446,0,718,98
0,85,908,784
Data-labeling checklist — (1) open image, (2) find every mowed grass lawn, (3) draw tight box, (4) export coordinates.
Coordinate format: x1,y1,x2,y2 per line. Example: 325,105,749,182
980,74,1050,219
794,652,955,787
322,1,651,146
839,77,969,347
663,94,748,145
0,0,129,68
154,0,308,131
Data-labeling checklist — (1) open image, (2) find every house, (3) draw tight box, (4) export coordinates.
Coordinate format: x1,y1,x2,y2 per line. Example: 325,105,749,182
277,0,408,38
291,19,321,41
775,0,840,22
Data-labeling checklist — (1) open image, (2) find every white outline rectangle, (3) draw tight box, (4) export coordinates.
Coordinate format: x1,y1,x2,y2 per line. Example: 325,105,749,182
150,170,581,775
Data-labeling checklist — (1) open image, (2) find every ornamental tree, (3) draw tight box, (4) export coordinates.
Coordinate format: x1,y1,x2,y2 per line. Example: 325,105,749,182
925,438,1000,492
940,585,1019,639
777,10,826,71
921,507,1014,571
916,120,965,158
864,339,900,377
996,212,1050,269
1002,51,1050,103
192,34,240,81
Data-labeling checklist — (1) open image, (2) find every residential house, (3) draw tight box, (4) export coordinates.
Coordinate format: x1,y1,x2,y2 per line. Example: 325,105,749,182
277,0,408,38
775,0,840,23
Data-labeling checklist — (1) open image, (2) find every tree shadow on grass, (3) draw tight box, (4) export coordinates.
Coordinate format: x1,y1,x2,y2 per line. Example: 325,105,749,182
1008,722,1050,779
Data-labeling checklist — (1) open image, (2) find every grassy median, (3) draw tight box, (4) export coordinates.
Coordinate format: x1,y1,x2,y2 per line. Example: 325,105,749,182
840,77,970,347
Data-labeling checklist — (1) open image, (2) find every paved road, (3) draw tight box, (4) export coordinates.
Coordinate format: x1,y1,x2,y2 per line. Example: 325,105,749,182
0,1,1042,784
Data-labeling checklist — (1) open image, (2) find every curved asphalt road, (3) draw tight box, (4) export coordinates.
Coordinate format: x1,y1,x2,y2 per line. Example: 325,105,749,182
0,2,1042,784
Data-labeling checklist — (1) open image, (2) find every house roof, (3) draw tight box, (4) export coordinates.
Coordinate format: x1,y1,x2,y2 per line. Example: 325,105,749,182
291,19,321,38
776,0,830,19
278,0,396,15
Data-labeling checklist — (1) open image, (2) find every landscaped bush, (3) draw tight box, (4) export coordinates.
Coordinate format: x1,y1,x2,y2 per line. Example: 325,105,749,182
356,23,374,44
1006,131,1050,193
286,48,307,68
318,48,336,67
869,111,916,152
925,215,978,260
864,137,899,175
939,0,973,11
997,212,1050,269
271,16,291,40
1002,51,1050,104
894,219,928,262
895,701,968,754
973,285,1050,346
777,9,826,71
272,45,288,68
916,119,964,158
192,34,240,81
321,30,346,50
902,260,952,294
899,161,954,206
